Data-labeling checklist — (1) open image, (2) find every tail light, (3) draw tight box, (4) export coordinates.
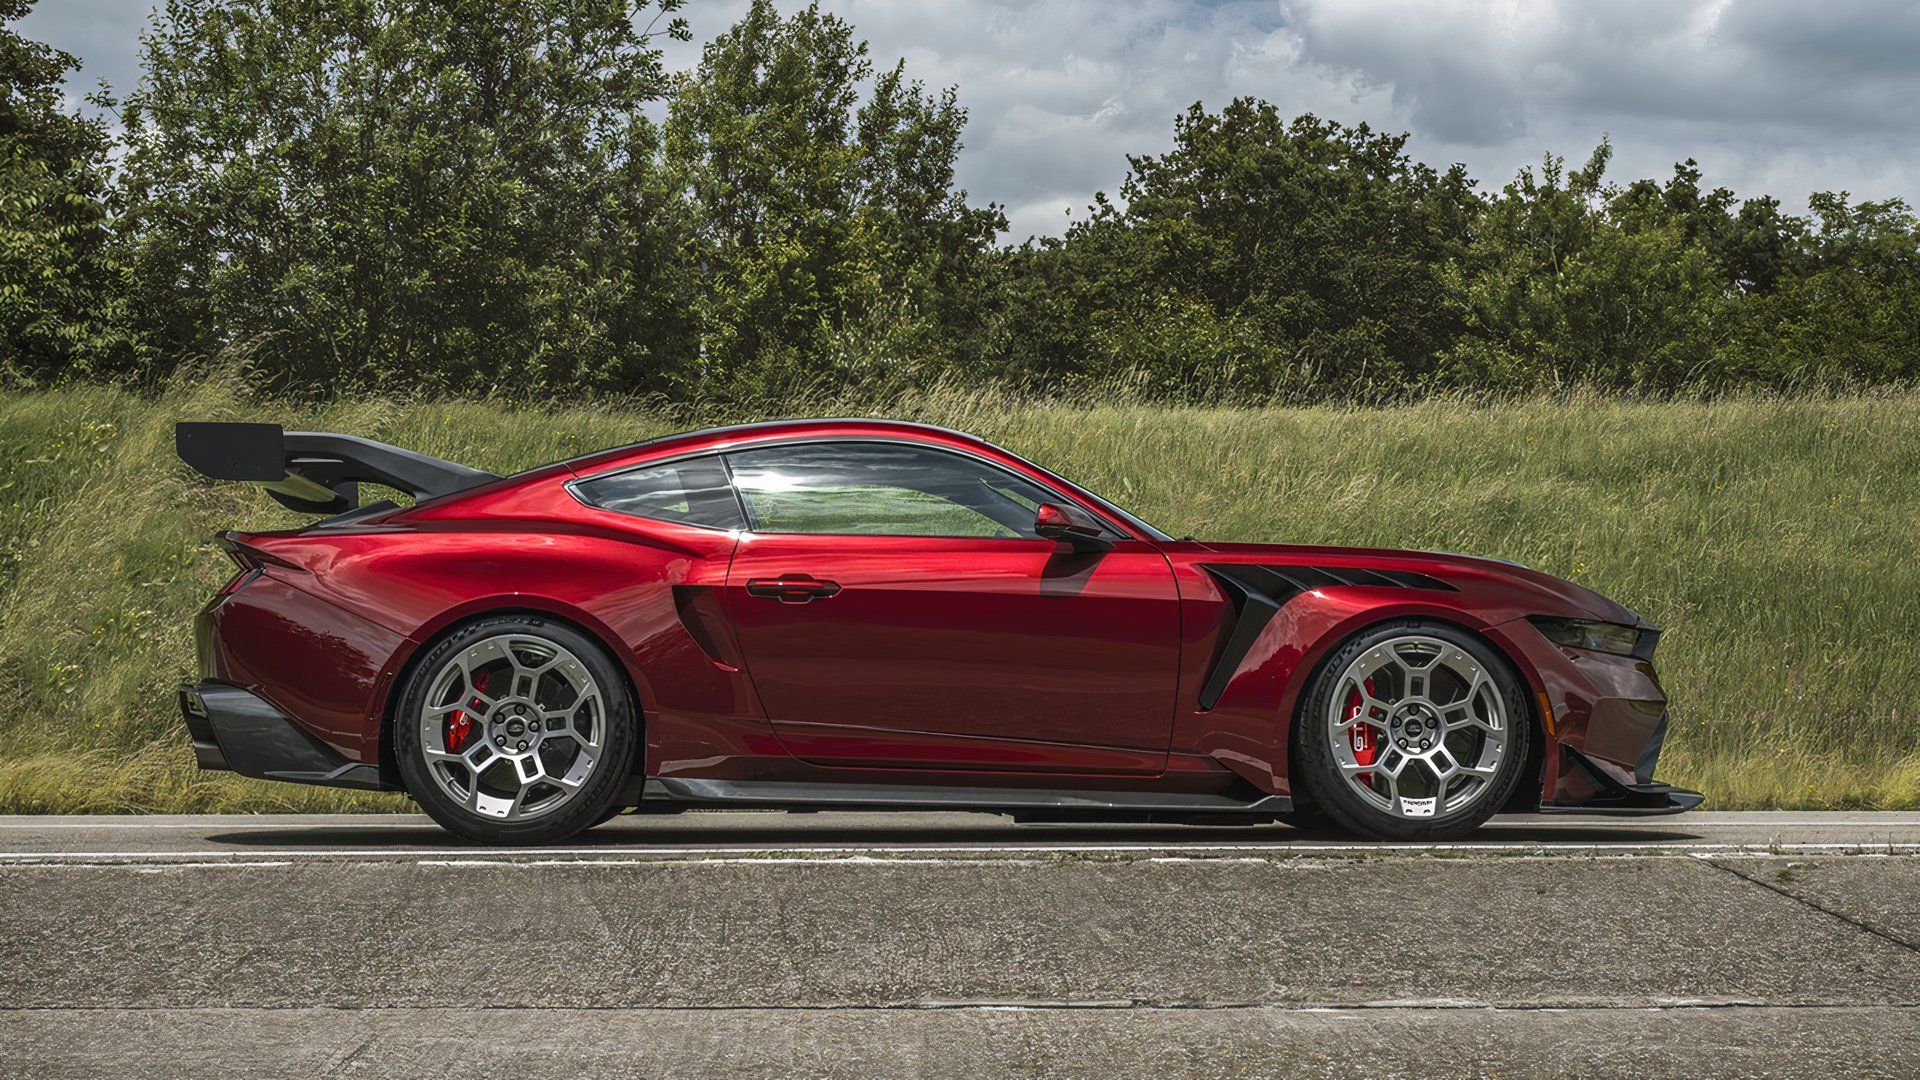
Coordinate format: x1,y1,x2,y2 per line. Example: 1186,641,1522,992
216,566,260,598
213,532,268,597
216,550,260,598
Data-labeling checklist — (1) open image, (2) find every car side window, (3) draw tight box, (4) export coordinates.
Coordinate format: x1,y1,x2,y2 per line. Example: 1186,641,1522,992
725,442,1062,538
573,454,744,531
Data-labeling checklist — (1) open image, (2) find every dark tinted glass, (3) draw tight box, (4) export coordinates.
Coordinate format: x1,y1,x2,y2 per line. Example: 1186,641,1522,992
725,442,1060,538
574,455,743,530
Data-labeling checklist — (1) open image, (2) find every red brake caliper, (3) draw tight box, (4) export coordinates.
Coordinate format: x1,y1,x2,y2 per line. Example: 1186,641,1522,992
445,669,489,753
1346,678,1379,789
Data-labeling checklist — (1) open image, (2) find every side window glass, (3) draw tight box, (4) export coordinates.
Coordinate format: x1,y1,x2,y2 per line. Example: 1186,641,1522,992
725,442,1061,538
573,455,743,530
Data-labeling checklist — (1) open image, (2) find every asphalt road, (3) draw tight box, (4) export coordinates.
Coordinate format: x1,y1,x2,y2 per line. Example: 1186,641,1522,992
5,811,1920,1077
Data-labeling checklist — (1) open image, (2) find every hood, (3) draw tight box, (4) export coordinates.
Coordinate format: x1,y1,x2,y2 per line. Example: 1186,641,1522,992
1172,540,1650,629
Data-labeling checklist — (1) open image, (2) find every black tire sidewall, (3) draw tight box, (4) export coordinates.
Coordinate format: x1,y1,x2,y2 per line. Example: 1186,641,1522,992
394,615,638,846
1293,619,1533,841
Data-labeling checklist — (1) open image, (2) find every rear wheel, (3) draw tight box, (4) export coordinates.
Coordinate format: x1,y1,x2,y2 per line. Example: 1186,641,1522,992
1293,620,1532,841
395,616,637,845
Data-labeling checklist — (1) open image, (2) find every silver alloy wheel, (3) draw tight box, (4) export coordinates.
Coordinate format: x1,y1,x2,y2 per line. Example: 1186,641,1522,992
416,634,606,821
1325,634,1509,820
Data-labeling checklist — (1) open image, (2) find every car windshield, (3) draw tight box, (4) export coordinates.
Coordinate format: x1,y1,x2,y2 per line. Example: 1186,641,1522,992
1057,483,1173,542
994,454,1174,541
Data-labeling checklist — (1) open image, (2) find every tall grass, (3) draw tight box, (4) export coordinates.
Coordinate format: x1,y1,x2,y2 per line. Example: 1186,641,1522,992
1,374,1915,812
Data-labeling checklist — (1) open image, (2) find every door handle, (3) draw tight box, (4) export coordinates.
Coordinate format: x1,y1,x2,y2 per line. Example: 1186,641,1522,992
745,574,842,604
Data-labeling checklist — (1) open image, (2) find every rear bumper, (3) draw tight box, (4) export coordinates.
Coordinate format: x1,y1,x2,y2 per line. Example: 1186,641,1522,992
178,682,397,791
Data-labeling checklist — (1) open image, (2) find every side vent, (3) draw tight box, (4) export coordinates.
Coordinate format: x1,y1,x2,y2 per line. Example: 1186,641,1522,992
672,585,742,672
1196,564,1455,710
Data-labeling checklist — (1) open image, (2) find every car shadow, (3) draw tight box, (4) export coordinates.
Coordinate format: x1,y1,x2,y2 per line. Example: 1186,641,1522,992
202,814,1703,849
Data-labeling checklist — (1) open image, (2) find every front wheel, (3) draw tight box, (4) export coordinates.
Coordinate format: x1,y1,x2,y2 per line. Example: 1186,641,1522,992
1293,620,1532,841
395,616,638,845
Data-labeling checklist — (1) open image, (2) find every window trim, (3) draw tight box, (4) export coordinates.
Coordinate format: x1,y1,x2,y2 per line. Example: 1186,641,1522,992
563,452,749,534
567,436,1131,541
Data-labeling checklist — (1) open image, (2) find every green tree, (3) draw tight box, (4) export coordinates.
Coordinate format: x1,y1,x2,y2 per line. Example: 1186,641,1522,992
119,0,695,395
0,0,126,384
1715,193,1920,385
976,102,1481,399
665,0,1004,392
1440,143,1725,390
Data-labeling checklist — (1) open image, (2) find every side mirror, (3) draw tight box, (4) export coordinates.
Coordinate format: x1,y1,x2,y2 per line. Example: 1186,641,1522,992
1035,503,1111,551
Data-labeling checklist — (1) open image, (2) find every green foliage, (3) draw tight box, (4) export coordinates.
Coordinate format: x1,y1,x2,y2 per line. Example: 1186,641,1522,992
1440,143,1726,389
3,0,1920,399
663,0,1003,394
117,0,698,395
1440,148,1920,392
1712,194,1920,386
977,102,1479,399
0,0,128,384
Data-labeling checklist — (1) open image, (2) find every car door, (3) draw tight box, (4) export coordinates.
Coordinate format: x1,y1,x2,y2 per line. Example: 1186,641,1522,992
720,439,1181,774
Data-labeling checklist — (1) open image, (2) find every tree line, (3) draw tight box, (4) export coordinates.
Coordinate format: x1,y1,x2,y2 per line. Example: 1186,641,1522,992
3,0,1916,401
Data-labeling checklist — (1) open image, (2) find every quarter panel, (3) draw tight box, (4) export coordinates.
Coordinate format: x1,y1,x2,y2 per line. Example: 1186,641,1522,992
233,481,773,775
200,573,405,759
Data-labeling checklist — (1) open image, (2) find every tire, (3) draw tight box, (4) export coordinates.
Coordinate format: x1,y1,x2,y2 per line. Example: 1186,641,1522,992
1293,619,1532,841
395,615,638,845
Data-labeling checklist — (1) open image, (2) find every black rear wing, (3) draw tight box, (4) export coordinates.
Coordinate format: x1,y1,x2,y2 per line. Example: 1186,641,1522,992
175,422,501,515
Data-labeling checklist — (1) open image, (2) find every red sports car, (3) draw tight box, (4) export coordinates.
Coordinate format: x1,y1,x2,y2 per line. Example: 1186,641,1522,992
175,419,1700,844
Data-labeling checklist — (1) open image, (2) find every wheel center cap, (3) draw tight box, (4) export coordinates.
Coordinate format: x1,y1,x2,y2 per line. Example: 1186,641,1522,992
488,702,543,748
1392,704,1437,749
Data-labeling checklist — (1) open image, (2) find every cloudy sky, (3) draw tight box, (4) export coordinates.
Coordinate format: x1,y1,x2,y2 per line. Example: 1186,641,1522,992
23,0,1920,240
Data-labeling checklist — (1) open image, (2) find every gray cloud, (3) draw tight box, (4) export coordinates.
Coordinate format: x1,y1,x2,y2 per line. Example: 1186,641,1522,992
20,0,1920,239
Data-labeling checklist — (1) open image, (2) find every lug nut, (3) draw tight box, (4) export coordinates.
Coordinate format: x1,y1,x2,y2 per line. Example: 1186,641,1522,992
517,741,528,751
495,736,505,746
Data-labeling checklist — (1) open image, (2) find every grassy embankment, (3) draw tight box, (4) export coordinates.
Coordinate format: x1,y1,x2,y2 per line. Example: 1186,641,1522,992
1,374,1915,812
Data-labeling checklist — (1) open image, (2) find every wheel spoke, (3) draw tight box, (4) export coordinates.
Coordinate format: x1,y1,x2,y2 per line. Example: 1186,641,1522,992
1440,672,1488,709
1448,708,1501,734
1334,687,1390,730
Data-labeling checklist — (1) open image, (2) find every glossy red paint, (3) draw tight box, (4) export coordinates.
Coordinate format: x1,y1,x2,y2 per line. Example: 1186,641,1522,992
725,532,1179,772
190,418,1684,813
